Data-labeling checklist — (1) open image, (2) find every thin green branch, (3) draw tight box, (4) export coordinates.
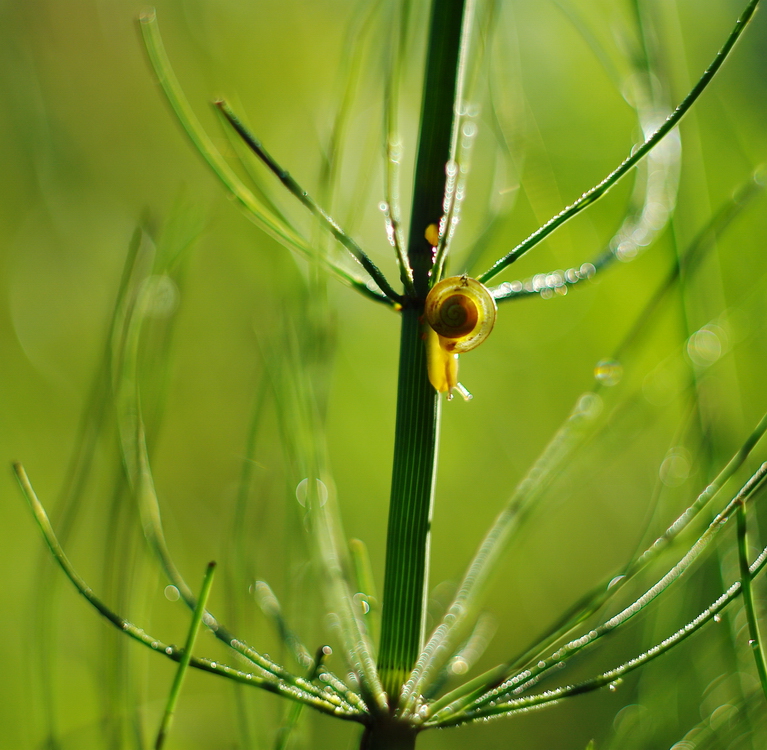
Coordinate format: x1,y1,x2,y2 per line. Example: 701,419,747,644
254,581,314,671
215,100,403,304
737,494,767,701
275,646,332,750
426,444,767,721
427,541,767,728
468,462,767,705
499,405,767,697
13,463,362,720
155,561,217,750
477,0,761,285
139,9,393,307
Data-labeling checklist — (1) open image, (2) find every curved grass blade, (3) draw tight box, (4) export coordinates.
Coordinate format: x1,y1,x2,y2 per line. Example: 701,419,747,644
13,464,362,720
155,561,216,750
28,224,146,747
477,0,761,286
139,9,393,307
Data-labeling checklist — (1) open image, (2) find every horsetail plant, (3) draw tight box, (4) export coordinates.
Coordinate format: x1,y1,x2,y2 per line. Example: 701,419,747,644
16,0,767,748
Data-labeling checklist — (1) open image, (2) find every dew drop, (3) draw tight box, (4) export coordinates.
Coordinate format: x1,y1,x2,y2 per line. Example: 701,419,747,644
687,327,723,367
450,658,469,675
140,275,179,319
353,593,371,615
296,478,328,508
164,585,180,602
594,359,623,386
579,262,596,279
659,447,692,487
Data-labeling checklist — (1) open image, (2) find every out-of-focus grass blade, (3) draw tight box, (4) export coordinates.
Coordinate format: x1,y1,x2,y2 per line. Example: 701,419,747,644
401,390,603,713
138,9,394,307
254,580,313,671
350,538,380,648
274,645,332,750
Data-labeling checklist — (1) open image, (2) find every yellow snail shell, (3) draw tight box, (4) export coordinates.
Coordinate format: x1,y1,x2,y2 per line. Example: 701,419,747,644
424,275,497,398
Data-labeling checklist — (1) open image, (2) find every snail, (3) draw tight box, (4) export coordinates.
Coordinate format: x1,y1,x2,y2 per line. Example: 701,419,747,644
423,275,497,400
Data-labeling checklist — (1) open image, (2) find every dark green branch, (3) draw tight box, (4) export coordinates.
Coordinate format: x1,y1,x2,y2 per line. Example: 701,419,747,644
478,0,761,285
216,100,403,304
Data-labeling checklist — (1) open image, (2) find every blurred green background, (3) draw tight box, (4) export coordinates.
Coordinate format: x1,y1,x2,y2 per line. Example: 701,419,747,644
2,0,767,748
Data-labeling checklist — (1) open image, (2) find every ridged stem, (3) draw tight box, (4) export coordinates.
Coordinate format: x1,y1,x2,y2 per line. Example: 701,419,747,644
377,0,466,706
378,306,440,700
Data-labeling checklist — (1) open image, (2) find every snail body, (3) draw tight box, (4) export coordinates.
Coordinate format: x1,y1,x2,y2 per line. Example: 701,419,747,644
423,275,497,399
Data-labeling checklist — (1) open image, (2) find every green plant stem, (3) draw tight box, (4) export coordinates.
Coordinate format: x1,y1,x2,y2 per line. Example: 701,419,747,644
405,0,467,299
156,561,216,750
377,306,440,700
376,0,467,709
737,496,767,700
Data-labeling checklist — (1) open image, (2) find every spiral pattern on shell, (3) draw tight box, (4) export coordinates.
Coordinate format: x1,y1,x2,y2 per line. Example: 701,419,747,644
424,275,497,353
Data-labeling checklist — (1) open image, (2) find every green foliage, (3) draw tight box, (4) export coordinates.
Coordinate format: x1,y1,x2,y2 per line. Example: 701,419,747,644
4,0,767,748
